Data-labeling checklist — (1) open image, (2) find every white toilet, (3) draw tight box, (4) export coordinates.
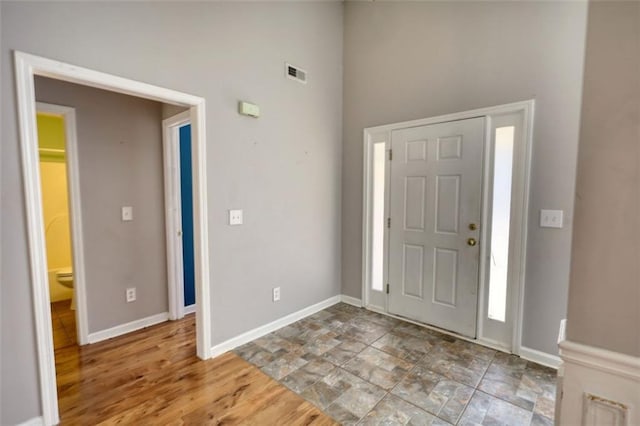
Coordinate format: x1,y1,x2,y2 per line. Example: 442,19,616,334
56,267,75,309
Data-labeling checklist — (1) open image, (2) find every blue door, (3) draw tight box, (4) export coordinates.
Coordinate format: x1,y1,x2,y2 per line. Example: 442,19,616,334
179,125,196,307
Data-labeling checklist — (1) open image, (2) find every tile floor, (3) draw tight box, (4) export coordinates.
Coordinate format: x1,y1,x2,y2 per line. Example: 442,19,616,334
51,299,77,349
235,303,557,425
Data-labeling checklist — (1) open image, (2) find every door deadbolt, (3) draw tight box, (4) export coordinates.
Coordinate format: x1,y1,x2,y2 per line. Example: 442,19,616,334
469,223,478,231
467,238,477,247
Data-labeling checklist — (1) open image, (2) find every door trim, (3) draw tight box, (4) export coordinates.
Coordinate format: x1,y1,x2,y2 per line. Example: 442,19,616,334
36,102,90,346
163,111,191,321
362,99,535,355
14,51,213,426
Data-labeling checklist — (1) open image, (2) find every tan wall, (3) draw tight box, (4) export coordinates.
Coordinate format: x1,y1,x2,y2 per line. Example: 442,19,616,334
567,1,640,357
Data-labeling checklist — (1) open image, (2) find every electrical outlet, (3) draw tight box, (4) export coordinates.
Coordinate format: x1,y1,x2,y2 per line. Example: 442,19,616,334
126,287,136,303
540,209,563,228
272,287,280,302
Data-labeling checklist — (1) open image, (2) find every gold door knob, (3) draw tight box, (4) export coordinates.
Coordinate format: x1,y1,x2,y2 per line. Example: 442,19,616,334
467,238,477,247
469,223,478,231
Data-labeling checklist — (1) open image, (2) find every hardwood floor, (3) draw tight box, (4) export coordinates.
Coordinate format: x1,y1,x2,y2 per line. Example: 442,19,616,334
55,316,336,425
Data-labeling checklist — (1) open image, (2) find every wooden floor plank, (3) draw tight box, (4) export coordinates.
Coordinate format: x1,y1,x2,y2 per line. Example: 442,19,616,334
55,316,336,425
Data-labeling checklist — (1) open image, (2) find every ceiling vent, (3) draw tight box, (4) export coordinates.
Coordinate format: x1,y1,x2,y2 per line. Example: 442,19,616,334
285,63,307,84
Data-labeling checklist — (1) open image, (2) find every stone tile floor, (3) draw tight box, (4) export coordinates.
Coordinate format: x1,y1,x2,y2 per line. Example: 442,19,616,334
235,303,557,425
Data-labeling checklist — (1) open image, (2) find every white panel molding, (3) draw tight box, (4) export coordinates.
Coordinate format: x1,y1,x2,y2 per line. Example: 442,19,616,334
519,345,561,369
560,340,640,380
87,313,169,344
558,339,640,426
340,295,363,307
17,417,44,426
210,296,341,358
14,51,211,426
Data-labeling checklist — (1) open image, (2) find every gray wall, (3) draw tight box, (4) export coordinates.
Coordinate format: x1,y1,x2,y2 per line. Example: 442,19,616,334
35,77,168,333
342,1,588,356
567,1,640,357
0,2,343,424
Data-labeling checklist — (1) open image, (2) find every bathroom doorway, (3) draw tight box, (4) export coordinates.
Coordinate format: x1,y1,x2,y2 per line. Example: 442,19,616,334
36,102,88,348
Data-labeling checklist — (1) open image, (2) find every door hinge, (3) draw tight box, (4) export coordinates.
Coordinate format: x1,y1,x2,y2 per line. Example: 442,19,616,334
387,217,391,228
386,283,390,294
389,149,393,161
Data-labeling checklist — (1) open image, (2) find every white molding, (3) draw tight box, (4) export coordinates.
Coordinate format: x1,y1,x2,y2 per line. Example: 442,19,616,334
36,102,89,346
519,345,561,369
14,51,212,426
558,338,640,425
340,295,362,307
163,111,191,321
17,417,44,426
559,340,640,380
361,100,535,355
210,296,341,358
184,304,196,315
87,313,169,344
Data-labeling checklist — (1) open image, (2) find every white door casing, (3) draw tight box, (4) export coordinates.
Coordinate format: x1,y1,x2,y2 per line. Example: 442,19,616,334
388,117,485,338
163,111,190,321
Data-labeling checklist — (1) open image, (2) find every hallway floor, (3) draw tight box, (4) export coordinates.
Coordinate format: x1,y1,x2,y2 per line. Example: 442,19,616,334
235,303,557,425
51,299,77,350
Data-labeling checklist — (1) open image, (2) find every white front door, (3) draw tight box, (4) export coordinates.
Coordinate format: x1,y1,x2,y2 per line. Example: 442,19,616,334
388,117,485,337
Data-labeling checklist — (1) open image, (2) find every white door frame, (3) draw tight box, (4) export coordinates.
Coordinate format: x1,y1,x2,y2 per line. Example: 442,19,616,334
14,51,213,426
163,111,194,320
36,102,90,347
362,99,534,355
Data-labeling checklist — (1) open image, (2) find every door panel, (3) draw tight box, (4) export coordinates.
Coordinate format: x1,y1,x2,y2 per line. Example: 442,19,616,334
388,117,484,337
179,124,196,307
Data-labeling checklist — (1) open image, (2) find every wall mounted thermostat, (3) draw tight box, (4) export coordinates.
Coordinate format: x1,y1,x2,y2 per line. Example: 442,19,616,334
238,101,260,118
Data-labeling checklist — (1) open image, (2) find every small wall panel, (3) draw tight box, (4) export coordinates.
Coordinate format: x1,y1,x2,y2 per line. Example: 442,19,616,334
402,244,424,299
433,248,457,307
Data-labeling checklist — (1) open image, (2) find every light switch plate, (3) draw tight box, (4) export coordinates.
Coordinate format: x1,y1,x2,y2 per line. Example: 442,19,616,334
229,209,243,225
122,206,133,221
540,209,563,228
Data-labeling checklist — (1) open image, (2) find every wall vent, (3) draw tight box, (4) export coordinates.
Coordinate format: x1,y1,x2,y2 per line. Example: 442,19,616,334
285,63,307,84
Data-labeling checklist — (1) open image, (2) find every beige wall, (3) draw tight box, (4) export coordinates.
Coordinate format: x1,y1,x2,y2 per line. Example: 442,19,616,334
342,1,588,356
567,1,640,357
36,77,169,333
1,3,343,423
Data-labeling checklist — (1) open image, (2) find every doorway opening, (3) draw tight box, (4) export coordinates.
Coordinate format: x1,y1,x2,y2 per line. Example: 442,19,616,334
36,103,85,351
362,101,534,355
15,51,212,426
163,111,196,319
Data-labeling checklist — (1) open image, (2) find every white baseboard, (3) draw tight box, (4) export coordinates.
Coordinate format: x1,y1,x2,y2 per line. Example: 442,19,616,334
519,345,561,369
558,339,640,425
87,312,169,344
210,295,341,358
340,294,363,307
183,304,196,315
17,416,44,426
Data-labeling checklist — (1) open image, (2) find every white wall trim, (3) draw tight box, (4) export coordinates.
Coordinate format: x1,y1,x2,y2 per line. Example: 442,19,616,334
559,340,640,381
17,417,44,426
36,102,90,347
14,51,212,426
519,345,561,369
361,100,535,356
210,296,341,358
558,338,640,425
162,111,191,321
184,304,196,315
87,312,169,344
340,295,363,307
